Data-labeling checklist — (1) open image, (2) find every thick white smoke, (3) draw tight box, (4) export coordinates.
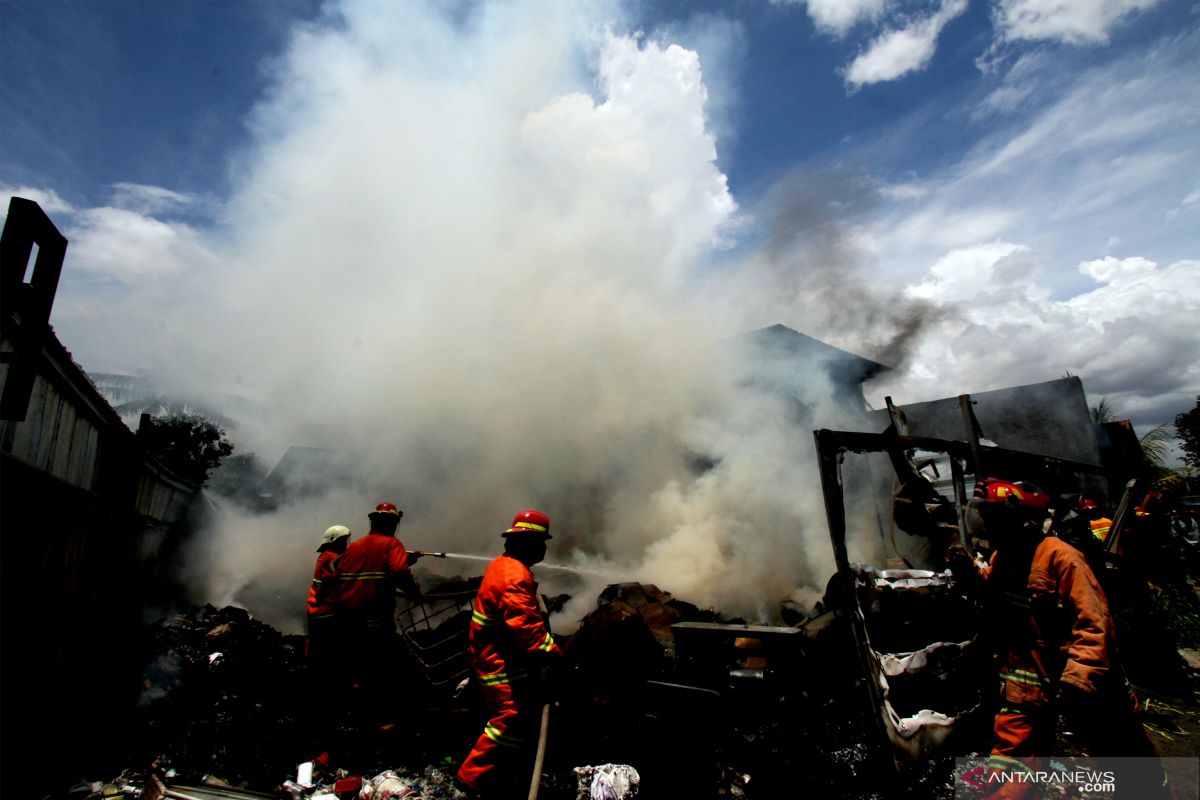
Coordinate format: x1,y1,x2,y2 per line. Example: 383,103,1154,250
146,0,864,631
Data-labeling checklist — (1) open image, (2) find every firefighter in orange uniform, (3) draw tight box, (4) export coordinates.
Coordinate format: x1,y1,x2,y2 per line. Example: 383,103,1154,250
335,502,422,723
974,478,1169,799
307,524,351,662
457,509,562,797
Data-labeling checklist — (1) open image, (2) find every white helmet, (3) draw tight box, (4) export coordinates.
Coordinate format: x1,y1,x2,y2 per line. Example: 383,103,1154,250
320,525,351,547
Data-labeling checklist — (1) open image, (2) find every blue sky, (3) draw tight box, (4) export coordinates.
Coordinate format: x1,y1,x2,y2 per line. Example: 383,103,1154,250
2,0,1198,438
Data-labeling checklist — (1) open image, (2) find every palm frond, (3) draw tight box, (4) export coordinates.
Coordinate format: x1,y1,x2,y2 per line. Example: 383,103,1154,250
1140,423,1174,467
1090,397,1117,424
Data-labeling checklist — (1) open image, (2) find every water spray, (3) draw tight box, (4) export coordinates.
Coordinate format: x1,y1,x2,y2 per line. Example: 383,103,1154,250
428,551,621,579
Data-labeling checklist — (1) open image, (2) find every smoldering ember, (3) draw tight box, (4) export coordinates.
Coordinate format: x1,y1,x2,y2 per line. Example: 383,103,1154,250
4,197,1200,800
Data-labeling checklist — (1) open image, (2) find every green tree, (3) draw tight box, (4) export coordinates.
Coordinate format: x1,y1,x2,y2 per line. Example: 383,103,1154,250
1090,396,1116,424
1177,396,1200,468
1138,423,1173,468
139,412,233,485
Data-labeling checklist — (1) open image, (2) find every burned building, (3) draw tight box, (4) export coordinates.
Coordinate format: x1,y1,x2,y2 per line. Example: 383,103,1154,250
1,197,211,796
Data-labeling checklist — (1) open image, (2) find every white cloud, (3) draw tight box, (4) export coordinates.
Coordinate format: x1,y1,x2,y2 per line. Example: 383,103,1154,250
768,0,888,36
876,181,930,200
1167,187,1200,221
0,184,74,216
906,241,1031,302
973,50,1051,119
65,206,217,280
1077,254,1156,284
843,0,968,89
108,183,196,215
520,34,737,259
887,206,1016,251
866,28,1200,291
802,0,889,36
993,0,1163,45
876,250,1200,436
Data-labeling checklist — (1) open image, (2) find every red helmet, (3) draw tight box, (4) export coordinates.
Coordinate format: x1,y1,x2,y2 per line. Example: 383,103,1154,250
504,508,551,539
369,501,403,518
1078,499,1098,511
972,478,1050,514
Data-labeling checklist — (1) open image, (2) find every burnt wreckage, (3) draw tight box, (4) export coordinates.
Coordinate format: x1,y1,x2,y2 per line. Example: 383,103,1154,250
45,423,1165,799
637,393,1153,796
40,408,1166,797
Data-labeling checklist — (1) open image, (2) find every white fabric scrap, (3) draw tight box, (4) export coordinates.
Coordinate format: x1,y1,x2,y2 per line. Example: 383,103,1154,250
359,771,417,800
573,764,641,799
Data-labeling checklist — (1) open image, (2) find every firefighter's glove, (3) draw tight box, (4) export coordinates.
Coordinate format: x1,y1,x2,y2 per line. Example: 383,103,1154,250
406,551,423,565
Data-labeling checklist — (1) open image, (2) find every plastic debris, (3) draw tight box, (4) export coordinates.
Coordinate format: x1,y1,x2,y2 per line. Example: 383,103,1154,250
573,764,641,800
334,776,364,795
359,771,417,800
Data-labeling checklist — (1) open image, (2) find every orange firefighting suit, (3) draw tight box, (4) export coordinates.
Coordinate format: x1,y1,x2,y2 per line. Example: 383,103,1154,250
458,554,562,793
984,535,1168,799
305,548,340,660
335,531,420,629
334,531,420,718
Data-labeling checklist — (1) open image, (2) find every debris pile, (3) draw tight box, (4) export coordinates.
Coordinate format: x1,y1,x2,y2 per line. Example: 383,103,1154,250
134,604,310,787
343,766,467,799
59,567,1194,800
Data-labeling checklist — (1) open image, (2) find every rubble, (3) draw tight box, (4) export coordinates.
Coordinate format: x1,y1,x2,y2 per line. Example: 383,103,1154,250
46,561,1200,800
133,604,310,788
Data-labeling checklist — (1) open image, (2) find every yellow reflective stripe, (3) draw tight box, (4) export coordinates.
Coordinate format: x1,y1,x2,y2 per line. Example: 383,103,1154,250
537,632,555,652
1000,667,1044,686
312,612,335,620
341,572,386,580
484,723,524,748
479,671,510,686
478,668,528,686
512,521,547,532
472,610,492,626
